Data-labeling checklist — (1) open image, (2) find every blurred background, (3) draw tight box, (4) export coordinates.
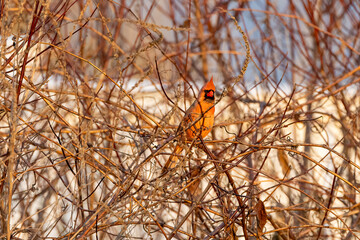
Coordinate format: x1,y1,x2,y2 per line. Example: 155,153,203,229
1,0,360,239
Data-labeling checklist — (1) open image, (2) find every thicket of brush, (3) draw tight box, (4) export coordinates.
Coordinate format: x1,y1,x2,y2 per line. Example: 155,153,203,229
1,1,359,239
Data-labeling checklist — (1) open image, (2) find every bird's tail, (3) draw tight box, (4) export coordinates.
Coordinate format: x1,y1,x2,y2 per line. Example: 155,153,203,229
162,145,183,174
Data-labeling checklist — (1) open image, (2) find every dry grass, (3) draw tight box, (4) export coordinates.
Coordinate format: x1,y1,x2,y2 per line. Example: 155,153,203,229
1,0,360,239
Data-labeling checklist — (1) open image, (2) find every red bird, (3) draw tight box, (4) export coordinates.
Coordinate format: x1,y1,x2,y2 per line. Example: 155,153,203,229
162,77,215,173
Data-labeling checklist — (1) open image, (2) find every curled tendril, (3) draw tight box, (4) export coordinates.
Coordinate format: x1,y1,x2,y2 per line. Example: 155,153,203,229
220,125,237,138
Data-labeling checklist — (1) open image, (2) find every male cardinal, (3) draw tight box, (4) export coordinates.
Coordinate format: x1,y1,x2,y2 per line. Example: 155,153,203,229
162,77,215,173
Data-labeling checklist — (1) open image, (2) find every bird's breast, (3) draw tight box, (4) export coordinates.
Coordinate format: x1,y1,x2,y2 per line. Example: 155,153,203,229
185,108,214,140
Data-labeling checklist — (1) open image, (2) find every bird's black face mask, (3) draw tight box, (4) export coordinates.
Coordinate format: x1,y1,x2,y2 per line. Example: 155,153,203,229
204,90,215,101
